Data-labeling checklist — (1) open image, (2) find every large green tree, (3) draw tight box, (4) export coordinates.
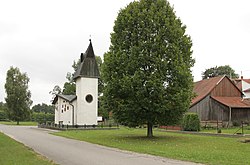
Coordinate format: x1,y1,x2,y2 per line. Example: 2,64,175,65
103,0,194,137
5,67,32,125
202,65,239,79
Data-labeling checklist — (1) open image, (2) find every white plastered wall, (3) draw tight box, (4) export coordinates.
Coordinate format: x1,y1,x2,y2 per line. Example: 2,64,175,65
54,97,76,125
76,77,98,125
242,80,250,98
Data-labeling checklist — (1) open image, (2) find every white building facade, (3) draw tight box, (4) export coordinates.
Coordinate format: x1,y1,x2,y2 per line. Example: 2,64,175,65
52,40,100,125
242,79,250,98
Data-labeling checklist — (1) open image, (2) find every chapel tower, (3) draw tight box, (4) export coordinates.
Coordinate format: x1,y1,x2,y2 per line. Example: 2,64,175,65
73,40,100,125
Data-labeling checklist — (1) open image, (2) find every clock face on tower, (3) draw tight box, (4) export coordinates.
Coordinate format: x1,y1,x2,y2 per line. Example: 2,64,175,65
85,94,93,103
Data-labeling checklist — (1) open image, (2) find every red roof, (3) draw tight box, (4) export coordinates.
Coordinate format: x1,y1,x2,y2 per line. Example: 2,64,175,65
243,88,250,93
212,96,250,108
192,76,224,105
243,79,250,84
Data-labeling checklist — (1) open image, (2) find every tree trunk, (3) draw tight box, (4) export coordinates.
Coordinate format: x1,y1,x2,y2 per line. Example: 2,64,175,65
17,120,19,125
147,122,153,138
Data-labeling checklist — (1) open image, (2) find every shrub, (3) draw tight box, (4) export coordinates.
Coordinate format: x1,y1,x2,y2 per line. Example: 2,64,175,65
217,128,222,133
182,113,200,131
232,120,241,127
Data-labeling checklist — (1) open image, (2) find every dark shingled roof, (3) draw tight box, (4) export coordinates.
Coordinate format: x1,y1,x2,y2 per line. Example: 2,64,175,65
52,94,77,104
73,40,100,79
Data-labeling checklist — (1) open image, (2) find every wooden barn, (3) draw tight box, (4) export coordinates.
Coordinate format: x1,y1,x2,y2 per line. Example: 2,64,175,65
189,76,250,125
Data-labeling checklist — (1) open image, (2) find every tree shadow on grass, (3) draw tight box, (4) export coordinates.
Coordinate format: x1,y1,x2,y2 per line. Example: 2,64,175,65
116,134,184,143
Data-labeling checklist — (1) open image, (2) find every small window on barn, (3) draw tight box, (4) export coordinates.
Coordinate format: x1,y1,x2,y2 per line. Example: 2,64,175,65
64,107,66,112
61,110,63,113
63,100,65,103
62,105,64,108
67,106,69,110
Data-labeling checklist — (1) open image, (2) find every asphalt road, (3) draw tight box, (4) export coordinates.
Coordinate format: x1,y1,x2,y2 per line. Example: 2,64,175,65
0,124,201,165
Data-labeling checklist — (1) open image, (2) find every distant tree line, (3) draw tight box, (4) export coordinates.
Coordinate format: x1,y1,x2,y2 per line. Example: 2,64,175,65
0,101,54,123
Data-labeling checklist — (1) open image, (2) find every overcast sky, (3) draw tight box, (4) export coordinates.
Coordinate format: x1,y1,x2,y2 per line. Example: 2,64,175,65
1,0,250,106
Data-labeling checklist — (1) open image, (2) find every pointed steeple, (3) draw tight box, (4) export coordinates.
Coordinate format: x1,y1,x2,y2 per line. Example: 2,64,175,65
73,40,100,79
85,39,95,58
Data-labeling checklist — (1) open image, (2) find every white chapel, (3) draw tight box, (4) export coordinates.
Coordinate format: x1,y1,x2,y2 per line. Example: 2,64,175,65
52,40,100,126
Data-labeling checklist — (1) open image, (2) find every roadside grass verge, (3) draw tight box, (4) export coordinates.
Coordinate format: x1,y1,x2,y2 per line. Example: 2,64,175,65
0,121,38,126
53,127,250,165
0,132,55,165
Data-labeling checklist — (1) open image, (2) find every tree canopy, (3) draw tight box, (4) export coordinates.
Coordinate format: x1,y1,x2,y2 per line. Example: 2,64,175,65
102,0,194,137
5,67,32,124
32,103,54,114
202,65,239,79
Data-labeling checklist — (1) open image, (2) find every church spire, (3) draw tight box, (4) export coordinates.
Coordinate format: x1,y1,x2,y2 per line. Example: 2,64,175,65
73,40,100,79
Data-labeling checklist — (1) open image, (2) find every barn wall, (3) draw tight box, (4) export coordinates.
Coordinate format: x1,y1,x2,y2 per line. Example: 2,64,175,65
210,99,229,121
232,108,250,122
189,95,210,121
211,77,242,97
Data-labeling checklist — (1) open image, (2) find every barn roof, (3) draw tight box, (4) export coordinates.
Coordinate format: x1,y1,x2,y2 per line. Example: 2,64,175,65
191,75,243,107
191,76,225,105
73,40,100,80
52,94,77,104
212,96,250,108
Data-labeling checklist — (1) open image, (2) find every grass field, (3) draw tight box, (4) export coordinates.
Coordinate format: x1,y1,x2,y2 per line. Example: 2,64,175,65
0,121,38,126
53,127,250,165
0,132,55,165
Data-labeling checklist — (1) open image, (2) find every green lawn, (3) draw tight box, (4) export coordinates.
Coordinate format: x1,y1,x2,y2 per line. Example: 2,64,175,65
0,121,38,126
53,127,250,165
0,132,55,165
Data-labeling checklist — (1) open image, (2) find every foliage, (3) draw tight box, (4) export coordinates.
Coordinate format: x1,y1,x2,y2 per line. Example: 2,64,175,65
202,65,239,79
54,127,250,165
0,111,7,121
232,120,241,127
32,103,54,114
0,102,8,121
96,56,104,96
0,132,55,165
31,112,54,123
49,85,62,101
98,96,109,120
102,0,194,137
182,113,200,131
4,67,33,124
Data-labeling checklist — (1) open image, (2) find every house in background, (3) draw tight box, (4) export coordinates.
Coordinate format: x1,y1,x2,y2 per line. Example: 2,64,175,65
189,76,250,125
234,77,250,99
52,40,100,126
